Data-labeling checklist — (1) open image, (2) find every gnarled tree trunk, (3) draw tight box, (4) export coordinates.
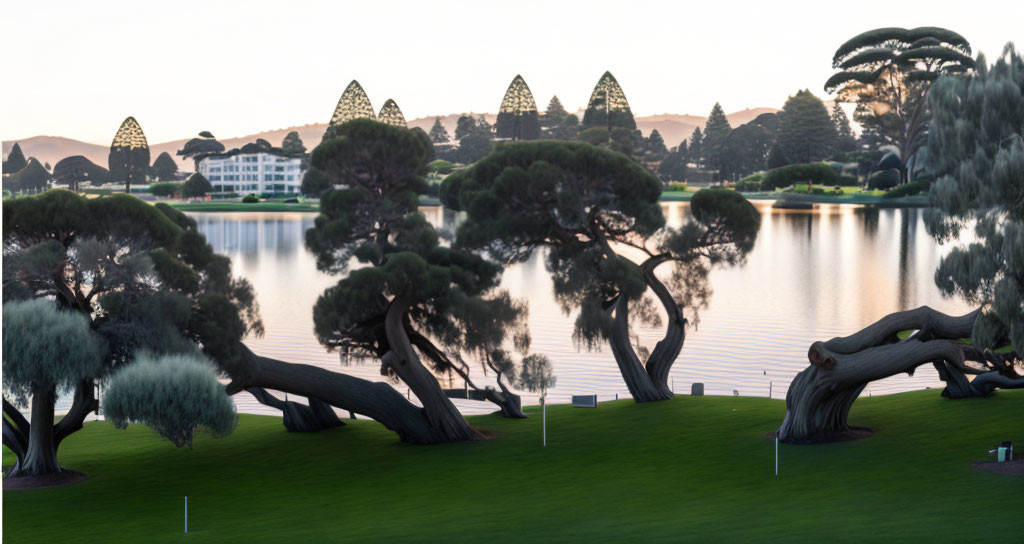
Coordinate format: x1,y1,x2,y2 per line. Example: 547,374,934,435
3,398,30,474
381,296,478,441
606,294,673,402
778,307,987,443
641,256,686,399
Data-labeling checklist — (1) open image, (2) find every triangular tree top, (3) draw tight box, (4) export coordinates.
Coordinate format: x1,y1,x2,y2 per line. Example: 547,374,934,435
329,80,376,126
499,75,538,115
111,117,149,150
378,99,407,127
582,71,636,130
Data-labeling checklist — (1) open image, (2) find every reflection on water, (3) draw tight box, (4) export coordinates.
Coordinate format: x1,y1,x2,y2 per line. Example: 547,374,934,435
189,204,970,416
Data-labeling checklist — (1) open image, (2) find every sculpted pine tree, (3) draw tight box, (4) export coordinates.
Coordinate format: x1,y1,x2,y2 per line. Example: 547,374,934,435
108,117,150,193
825,27,974,183
281,131,307,157
53,156,110,192
177,132,226,172
583,72,636,130
301,119,534,437
778,46,1023,443
496,75,541,141
442,142,760,401
151,152,179,181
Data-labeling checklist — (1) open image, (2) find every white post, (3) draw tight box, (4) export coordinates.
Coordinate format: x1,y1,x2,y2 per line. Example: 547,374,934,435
542,396,547,447
184,496,188,534
769,380,772,399
775,435,779,476
671,377,675,393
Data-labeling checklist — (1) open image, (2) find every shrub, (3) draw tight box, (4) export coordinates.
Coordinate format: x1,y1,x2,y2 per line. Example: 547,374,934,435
734,174,762,192
883,178,931,198
150,182,181,198
867,169,901,190
762,162,838,190
429,160,455,175
666,182,688,192
104,352,237,447
242,194,260,203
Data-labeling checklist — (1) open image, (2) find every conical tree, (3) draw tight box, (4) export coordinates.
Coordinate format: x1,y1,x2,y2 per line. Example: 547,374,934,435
281,131,307,156
583,71,636,130
777,90,836,164
328,80,376,128
428,117,450,144
108,117,150,193
151,152,178,181
689,127,704,167
496,75,541,140
543,96,568,127
831,102,857,151
378,99,407,127
702,103,732,172
4,142,27,173
647,129,667,159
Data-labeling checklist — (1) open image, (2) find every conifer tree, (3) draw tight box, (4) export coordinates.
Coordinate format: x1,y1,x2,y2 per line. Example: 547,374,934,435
831,102,857,152
702,103,732,172
428,117,450,143
4,142,27,173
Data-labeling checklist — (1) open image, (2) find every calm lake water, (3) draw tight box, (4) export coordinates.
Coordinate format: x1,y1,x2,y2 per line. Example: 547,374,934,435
187,202,972,416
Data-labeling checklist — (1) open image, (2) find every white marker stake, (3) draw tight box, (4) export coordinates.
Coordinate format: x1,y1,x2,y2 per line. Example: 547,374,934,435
542,396,547,447
184,496,188,534
775,435,779,476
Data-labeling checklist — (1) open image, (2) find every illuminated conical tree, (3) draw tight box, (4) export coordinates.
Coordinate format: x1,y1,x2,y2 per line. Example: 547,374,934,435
329,80,376,127
108,116,150,193
377,99,407,127
495,75,540,140
583,71,636,130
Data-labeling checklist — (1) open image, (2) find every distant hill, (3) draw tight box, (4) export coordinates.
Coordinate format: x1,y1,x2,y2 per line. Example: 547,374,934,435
2,108,777,172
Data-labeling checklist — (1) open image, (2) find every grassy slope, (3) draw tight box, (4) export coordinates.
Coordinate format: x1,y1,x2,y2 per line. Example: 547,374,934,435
4,390,1022,543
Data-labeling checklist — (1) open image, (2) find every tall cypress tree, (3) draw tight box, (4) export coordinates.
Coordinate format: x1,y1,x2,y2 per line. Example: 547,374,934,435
428,118,450,143
831,102,856,151
688,127,704,168
702,103,732,173
4,142,27,173
646,129,667,159
777,90,837,164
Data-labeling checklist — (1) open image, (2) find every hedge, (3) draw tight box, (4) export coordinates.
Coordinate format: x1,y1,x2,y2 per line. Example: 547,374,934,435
762,162,838,190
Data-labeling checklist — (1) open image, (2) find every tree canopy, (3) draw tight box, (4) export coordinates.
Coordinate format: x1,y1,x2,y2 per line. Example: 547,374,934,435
281,131,307,157
776,90,836,165
151,152,179,181
701,103,732,173
428,118,450,144
53,155,110,191
182,172,213,198
4,142,27,173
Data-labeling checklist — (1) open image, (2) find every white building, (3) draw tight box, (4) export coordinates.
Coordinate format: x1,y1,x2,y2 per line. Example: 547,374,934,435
198,152,304,195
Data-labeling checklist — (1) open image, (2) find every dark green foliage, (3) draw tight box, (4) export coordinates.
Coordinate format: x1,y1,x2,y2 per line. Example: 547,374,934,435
762,162,839,190
7,158,52,193
883,178,930,198
53,156,110,192
541,96,569,134
105,353,237,447
701,103,732,172
299,168,330,197
582,72,636,131
281,131,306,157
658,149,688,182
777,90,836,165
718,114,777,180
149,182,182,198
182,173,213,198
515,354,555,395
151,152,178,181
831,103,857,151
925,44,1024,353
4,142,27,173
867,168,901,190
837,174,860,187
645,129,667,160
429,160,455,175
734,174,762,192
410,127,436,163
177,133,226,170
577,127,609,146
457,134,494,164
242,194,260,203
108,148,150,193
688,127,704,167
455,115,478,141
428,118,450,144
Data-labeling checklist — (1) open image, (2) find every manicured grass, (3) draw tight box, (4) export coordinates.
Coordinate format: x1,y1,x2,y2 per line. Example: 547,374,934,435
4,390,1022,542
168,202,321,213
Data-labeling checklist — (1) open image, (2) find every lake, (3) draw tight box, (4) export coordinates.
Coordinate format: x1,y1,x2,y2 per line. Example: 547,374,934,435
188,202,972,416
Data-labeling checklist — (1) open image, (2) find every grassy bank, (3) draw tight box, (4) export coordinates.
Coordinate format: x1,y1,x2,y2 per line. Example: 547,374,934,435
4,390,1022,542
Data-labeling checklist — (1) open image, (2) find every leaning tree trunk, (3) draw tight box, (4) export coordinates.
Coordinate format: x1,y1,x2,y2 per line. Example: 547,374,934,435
15,386,62,477
246,387,345,432
226,344,461,444
778,307,983,443
408,330,526,419
54,379,98,451
382,296,478,442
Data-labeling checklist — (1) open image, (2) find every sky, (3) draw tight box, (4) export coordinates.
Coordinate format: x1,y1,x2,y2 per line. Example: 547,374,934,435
2,0,1022,144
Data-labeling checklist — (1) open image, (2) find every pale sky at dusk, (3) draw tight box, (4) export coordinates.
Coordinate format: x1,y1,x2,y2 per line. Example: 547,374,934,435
2,0,1021,144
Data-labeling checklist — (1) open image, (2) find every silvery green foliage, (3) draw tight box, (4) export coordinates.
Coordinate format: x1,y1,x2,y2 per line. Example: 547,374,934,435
104,353,237,447
2,298,105,405
515,354,555,395
925,44,1024,352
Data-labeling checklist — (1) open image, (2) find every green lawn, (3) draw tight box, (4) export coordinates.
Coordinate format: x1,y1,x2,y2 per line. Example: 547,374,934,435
168,202,321,213
4,390,1022,542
